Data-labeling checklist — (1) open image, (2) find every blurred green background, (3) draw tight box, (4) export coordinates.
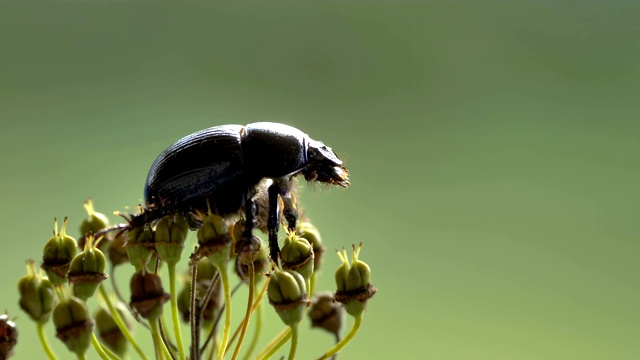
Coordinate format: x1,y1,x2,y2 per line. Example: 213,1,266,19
1,1,638,359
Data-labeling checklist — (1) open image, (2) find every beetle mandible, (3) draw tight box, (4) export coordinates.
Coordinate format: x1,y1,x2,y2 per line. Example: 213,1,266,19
139,122,349,261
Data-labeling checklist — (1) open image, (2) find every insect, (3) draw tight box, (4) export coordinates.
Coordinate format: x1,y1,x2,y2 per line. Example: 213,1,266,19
137,122,349,260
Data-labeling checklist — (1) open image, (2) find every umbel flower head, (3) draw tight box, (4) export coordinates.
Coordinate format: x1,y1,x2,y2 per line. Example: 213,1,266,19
308,291,344,337
125,224,155,272
41,218,78,286
195,209,232,267
129,270,170,320
280,231,314,284
154,213,189,264
296,221,325,272
17,260,54,324
334,243,377,317
78,198,110,251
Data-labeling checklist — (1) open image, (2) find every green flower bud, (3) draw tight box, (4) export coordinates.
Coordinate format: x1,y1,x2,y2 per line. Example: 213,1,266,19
154,214,189,264
308,292,344,336
268,268,309,327
78,199,111,252
53,295,93,357
18,260,55,324
67,234,108,301
125,225,154,272
0,313,18,359
281,232,314,283
129,271,170,320
296,221,324,271
195,211,231,267
42,218,78,286
334,244,377,317
95,303,132,357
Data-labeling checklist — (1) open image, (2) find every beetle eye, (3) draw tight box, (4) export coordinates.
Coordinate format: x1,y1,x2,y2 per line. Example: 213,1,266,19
305,171,318,182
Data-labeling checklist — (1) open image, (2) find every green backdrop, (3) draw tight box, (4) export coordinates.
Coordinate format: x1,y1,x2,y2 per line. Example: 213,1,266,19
1,1,638,359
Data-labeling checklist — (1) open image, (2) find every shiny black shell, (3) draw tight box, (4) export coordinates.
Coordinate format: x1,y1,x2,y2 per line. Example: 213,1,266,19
144,122,309,215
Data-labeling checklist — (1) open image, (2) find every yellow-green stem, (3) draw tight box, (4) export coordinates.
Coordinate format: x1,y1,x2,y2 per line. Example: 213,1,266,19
216,263,232,360
256,328,291,360
37,322,58,360
241,301,262,360
91,333,111,360
318,313,363,360
287,325,299,360
98,285,148,360
168,262,187,360
231,263,255,360
77,352,87,360
150,317,172,360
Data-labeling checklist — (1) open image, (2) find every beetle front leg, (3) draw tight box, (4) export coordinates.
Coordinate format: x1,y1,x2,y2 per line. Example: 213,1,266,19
267,182,281,262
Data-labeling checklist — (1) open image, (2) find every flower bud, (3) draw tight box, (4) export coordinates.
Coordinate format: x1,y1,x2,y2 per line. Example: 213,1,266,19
0,313,18,359
195,211,231,267
95,303,132,357
18,260,55,324
280,232,314,283
308,292,344,336
296,221,325,272
334,244,376,317
78,199,111,251
125,225,154,272
235,239,269,281
67,234,108,301
267,268,309,327
53,295,93,356
129,271,170,320
154,214,189,264
41,218,78,286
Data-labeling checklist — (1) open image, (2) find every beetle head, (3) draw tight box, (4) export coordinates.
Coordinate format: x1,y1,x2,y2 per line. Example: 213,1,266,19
303,139,349,187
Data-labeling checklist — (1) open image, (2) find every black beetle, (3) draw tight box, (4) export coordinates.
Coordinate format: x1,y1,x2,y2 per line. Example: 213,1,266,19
136,122,349,260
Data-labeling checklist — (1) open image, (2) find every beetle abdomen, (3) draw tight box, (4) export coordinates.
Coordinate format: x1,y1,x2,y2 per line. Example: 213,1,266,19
144,125,247,213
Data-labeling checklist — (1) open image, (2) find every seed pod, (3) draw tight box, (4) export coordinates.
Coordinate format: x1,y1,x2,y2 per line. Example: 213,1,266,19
53,296,93,357
195,210,231,267
333,244,377,317
129,271,170,320
235,239,269,281
108,231,128,267
308,292,344,336
41,218,78,286
67,234,108,301
296,221,325,272
125,225,154,272
0,313,18,359
154,214,189,264
267,268,309,327
280,232,314,283
78,199,111,251
95,303,132,357
17,260,55,324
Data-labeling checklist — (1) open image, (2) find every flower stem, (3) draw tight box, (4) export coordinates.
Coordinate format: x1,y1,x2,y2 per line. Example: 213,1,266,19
231,262,254,360
318,313,363,360
151,317,173,360
216,263,232,360
168,262,187,360
241,300,262,360
287,325,299,360
91,332,111,360
98,285,148,360
37,322,58,360
256,328,291,360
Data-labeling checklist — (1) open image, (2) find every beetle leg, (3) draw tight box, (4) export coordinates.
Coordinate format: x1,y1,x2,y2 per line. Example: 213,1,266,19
242,193,257,246
267,182,281,262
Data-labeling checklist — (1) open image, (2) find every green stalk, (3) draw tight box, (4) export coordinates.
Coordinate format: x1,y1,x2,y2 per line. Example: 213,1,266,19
241,300,262,360
168,262,187,360
318,313,363,360
231,263,254,360
98,285,148,360
37,322,58,360
216,264,232,360
256,328,291,360
91,333,111,360
150,317,173,360
287,325,299,360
